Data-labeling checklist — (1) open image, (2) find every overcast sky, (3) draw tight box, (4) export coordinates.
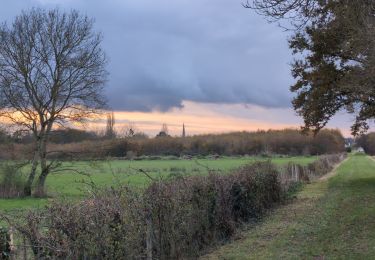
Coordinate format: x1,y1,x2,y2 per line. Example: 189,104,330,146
0,0,359,136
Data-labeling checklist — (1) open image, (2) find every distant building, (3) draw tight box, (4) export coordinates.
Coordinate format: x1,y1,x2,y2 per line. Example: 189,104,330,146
355,147,365,153
156,131,168,137
344,138,354,148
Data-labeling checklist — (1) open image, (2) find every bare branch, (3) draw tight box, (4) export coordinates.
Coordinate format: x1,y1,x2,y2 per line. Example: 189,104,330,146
0,8,108,194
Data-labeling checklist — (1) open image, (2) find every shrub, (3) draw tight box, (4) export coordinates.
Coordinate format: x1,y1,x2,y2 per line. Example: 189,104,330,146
126,150,137,160
144,162,281,259
0,163,25,199
0,227,11,259
11,162,281,259
14,189,146,259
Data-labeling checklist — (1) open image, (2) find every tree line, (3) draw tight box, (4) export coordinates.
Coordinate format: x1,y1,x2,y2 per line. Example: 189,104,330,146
356,132,375,155
0,128,345,160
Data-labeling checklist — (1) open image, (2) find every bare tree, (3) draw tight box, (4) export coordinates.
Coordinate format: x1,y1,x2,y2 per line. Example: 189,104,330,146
245,0,316,21
182,123,186,138
105,112,116,139
161,123,168,135
0,8,107,196
123,122,137,138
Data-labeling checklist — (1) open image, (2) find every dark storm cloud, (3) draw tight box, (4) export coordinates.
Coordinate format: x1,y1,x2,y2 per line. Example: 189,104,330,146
1,0,293,111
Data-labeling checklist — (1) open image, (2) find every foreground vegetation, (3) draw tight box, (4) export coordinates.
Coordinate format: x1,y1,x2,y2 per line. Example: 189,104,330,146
203,154,375,259
0,156,317,212
0,154,344,259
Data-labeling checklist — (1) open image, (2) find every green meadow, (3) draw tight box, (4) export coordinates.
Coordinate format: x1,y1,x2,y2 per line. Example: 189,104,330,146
0,156,316,212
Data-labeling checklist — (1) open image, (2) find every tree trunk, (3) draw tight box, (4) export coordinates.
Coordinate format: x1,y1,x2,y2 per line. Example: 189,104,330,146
24,142,39,196
36,123,52,196
36,168,48,196
36,135,48,196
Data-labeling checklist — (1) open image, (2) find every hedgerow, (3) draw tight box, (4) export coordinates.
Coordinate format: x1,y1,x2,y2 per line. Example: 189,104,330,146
4,154,345,259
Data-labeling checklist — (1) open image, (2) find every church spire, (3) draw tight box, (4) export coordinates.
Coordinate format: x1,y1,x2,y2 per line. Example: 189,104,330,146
182,123,186,138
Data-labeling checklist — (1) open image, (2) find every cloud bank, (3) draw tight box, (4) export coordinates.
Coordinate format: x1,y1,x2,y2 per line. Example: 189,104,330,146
1,0,294,111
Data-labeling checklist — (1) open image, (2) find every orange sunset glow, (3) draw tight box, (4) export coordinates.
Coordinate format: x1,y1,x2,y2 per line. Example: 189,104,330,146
86,101,304,136
82,101,357,137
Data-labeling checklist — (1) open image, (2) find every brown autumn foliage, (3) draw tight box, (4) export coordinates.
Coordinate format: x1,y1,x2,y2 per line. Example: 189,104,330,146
50,128,345,159
0,143,34,160
0,129,345,160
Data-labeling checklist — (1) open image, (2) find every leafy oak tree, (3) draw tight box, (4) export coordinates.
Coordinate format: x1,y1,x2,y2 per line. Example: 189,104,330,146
0,9,107,196
247,0,375,135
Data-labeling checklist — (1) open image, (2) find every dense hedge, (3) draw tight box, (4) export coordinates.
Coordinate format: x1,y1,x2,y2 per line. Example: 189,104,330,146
4,154,346,259
145,162,281,259
356,132,375,155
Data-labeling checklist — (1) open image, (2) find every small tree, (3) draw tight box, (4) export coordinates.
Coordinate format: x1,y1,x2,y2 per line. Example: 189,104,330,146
0,8,107,196
105,112,116,139
162,123,169,134
182,123,186,138
123,122,137,138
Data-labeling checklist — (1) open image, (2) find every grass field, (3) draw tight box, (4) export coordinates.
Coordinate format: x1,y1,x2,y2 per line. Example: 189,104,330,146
0,156,317,212
203,154,375,259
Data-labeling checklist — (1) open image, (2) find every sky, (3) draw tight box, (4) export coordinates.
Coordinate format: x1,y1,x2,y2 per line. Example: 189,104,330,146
0,0,359,136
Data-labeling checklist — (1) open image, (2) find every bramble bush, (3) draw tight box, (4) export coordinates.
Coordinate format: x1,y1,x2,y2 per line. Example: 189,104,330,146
9,162,281,259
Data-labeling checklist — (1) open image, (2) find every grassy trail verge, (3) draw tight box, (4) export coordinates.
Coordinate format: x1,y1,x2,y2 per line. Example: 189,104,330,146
202,154,375,260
